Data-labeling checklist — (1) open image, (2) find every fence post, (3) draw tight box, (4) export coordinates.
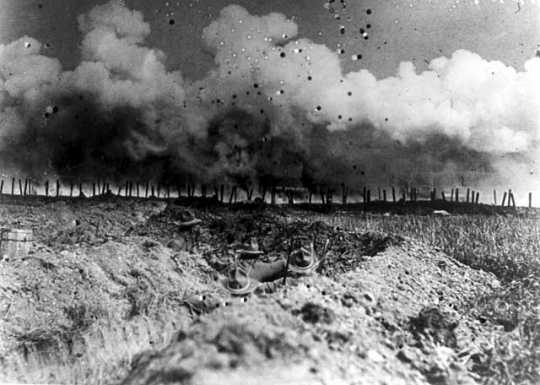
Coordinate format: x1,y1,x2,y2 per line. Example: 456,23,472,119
501,192,507,207
529,192,532,209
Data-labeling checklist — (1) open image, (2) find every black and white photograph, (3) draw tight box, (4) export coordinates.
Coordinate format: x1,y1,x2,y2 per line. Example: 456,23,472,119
0,0,538,384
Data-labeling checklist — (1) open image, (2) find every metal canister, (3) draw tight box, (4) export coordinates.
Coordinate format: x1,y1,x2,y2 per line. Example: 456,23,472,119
0,229,33,260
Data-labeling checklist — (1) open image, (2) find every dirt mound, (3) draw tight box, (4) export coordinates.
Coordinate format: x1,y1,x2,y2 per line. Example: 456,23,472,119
122,234,498,385
0,236,214,361
0,201,507,385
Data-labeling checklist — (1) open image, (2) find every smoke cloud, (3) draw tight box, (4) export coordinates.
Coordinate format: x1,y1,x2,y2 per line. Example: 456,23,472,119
0,1,538,198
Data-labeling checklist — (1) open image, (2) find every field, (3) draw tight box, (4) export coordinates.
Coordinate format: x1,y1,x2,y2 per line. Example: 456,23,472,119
0,197,538,385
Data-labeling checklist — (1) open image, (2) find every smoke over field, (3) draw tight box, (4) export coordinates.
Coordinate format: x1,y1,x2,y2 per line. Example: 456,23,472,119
0,0,538,195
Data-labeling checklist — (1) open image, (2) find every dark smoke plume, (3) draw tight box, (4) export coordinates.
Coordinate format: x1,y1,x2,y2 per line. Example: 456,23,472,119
0,1,538,199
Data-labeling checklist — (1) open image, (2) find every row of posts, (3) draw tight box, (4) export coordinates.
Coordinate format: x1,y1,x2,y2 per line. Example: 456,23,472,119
0,178,533,208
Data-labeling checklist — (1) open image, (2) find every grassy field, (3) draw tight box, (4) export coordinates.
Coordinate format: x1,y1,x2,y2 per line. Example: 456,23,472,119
310,212,540,281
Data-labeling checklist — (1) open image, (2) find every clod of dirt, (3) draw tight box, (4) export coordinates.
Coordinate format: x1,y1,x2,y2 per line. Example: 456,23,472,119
409,307,459,348
295,302,336,324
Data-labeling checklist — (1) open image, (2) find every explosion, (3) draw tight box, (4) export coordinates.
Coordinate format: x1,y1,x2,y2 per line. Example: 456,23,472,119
0,0,538,196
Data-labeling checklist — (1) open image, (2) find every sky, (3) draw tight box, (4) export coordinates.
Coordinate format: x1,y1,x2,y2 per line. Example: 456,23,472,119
0,0,539,200
0,0,538,80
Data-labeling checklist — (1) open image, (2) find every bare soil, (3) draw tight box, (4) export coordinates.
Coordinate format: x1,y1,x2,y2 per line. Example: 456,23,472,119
0,199,512,384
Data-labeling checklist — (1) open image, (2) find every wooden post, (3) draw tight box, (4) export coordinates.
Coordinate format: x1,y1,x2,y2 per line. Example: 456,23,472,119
466,188,470,203
117,185,122,196
475,192,480,205
501,192,507,207
362,187,366,211
450,188,454,202
509,190,515,208
200,184,206,199
529,192,532,208
392,187,396,203
441,191,446,201
92,183,96,197
18,179,23,196
367,189,371,203
378,187,381,201
56,180,60,197
151,186,155,197
493,190,497,205
247,188,254,201
11,178,15,195
79,182,83,197
220,185,225,202
167,185,171,199
23,179,28,196
271,186,276,205
287,190,294,205
0,180,4,195
229,186,235,205
320,187,326,205
102,182,106,195
383,189,387,202
326,189,333,206
455,188,459,203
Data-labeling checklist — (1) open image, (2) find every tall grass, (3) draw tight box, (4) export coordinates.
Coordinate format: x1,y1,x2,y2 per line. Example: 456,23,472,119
310,213,540,282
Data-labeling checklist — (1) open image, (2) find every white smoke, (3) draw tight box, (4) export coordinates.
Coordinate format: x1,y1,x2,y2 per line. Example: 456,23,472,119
202,5,540,156
0,1,538,199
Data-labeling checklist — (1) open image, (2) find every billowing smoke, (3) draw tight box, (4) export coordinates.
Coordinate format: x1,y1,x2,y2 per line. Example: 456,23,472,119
0,1,538,198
